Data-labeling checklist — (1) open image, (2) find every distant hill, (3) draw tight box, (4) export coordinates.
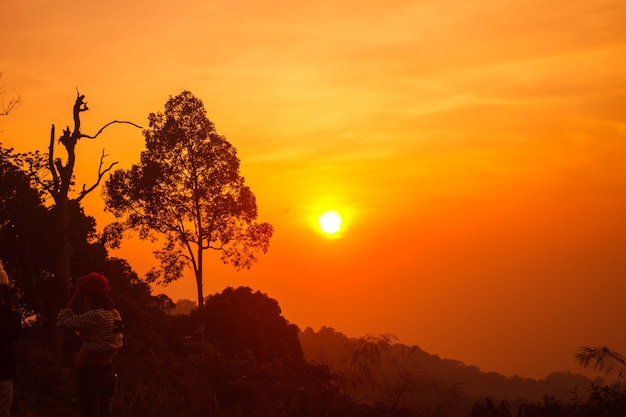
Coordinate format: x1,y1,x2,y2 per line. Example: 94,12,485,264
299,326,603,406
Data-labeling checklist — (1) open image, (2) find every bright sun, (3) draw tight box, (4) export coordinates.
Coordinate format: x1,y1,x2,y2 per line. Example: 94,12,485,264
318,210,342,235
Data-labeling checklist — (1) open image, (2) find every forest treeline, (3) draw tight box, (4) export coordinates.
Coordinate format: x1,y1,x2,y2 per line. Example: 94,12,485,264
298,326,603,402
1,91,625,417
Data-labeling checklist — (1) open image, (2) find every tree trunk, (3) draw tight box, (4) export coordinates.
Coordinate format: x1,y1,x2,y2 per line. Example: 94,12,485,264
196,244,204,309
55,200,73,300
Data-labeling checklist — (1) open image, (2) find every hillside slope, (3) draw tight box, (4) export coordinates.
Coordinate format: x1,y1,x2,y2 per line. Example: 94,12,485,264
299,326,602,403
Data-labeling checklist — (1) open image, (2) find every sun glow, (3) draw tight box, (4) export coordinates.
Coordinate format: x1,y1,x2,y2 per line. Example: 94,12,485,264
318,210,342,235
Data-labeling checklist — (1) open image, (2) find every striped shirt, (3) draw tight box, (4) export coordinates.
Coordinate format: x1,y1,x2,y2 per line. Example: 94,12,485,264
57,308,124,352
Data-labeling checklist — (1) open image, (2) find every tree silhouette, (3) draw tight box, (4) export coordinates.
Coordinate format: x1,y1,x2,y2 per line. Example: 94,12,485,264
201,286,303,361
339,333,397,400
575,346,626,382
103,91,273,309
384,345,422,409
19,92,141,302
0,145,46,315
469,398,512,417
1,144,127,322
0,73,20,117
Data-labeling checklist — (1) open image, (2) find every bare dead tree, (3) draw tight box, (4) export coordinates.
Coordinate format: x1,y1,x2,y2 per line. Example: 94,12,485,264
42,91,141,300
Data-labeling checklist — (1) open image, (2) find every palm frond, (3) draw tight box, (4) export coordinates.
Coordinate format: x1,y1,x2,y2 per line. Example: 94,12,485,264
575,346,626,381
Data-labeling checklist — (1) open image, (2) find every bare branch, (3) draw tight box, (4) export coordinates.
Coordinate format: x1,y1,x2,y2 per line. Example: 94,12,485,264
81,120,143,140
75,149,118,203
0,74,21,116
0,93,21,116
24,158,49,192
48,124,60,199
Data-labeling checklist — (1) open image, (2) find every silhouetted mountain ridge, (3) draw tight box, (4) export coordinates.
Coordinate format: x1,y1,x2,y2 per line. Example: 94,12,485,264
299,326,603,403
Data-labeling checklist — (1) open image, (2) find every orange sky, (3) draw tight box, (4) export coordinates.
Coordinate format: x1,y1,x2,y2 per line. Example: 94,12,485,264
2,0,626,380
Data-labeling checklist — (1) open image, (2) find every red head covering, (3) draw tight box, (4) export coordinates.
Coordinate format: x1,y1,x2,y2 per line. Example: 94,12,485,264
79,272,111,294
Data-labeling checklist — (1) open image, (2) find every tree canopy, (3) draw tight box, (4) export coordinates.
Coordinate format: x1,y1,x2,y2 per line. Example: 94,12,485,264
104,91,273,308
202,286,303,362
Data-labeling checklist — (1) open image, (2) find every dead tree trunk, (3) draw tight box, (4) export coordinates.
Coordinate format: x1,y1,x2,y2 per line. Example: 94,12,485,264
46,92,141,301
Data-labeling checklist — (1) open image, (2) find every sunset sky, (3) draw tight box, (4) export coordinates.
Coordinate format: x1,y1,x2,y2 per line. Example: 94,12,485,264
2,0,625,379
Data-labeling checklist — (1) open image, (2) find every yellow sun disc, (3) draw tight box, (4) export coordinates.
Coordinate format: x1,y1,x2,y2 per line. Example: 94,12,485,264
318,210,342,235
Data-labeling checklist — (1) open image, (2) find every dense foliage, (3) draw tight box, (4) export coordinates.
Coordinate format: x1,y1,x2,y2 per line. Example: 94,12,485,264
103,91,273,309
467,384,626,416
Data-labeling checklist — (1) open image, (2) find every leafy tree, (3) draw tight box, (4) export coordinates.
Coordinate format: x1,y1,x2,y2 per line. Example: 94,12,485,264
383,345,422,409
155,286,354,417
171,298,197,315
575,346,626,382
0,145,47,315
1,144,114,322
103,91,273,308
201,286,303,361
337,333,397,400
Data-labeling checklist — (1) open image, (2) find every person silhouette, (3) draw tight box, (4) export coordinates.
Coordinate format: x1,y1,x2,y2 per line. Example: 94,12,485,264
0,259,22,417
56,272,124,417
